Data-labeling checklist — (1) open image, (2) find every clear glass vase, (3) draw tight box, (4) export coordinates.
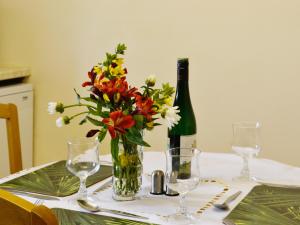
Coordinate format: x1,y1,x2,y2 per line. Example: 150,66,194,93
112,138,143,201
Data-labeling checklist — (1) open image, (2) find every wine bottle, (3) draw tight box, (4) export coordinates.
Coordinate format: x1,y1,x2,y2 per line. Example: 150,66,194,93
168,58,197,178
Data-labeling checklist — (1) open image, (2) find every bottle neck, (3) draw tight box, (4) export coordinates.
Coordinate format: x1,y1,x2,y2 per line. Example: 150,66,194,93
177,66,189,81
176,69,190,96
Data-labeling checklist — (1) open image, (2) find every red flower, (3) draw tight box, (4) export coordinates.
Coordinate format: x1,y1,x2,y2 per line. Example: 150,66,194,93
82,81,92,87
82,68,97,87
135,95,156,120
126,87,138,98
102,111,135,138
96,77,128,98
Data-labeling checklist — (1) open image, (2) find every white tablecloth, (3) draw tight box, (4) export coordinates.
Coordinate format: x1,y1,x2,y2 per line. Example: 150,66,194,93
1,151,300,225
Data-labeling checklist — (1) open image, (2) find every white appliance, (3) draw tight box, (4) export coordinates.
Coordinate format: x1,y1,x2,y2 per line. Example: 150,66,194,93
0,83,33,177
0,66,30,81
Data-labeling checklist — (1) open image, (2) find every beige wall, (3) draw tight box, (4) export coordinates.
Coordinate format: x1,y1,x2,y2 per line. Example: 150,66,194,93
1,0,300,166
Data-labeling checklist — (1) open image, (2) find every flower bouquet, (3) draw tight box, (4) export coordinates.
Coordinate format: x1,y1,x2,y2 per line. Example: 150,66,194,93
48,44,180,200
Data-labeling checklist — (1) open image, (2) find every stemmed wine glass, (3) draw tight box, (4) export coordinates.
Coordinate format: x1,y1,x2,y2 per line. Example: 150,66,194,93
66,137,100,200
165,147,201,224
232,122,261,181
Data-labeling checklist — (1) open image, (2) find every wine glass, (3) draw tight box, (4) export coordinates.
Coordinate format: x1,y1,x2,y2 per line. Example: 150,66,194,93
66,137,100,200
165,147,201,224
232,122,261,181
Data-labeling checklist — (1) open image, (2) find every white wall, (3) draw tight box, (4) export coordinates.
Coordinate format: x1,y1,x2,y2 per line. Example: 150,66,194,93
1,0,300,166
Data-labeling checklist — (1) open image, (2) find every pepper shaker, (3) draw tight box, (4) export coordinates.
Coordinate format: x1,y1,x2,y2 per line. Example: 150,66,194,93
165,171,179,196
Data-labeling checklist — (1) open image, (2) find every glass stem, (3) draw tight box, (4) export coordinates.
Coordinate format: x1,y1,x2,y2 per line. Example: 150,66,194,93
179,193,187,215
241,156,250,179
78,176,87,199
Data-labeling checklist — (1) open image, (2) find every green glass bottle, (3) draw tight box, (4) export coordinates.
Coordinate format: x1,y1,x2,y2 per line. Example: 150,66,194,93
168,58,197,178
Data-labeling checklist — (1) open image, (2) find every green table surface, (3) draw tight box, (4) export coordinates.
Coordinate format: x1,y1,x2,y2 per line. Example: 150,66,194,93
224,185,300,225
52,208,157,225
0,160,112,197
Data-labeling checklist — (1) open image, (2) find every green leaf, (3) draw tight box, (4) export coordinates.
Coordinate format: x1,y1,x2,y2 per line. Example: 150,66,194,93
116,43,126,54
111,137,119,163
98,128,107,142
97,102,102,112
125,130,150,147
87,107,99,116
128,126,142,138
82,97,98,104
133,115,144,130
73,89,81,103
99,111,110,118
79,118,87,125
162,83,175,96
86,116,104,126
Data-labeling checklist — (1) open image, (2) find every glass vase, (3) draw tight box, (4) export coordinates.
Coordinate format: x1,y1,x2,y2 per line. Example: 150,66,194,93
112,138,143,201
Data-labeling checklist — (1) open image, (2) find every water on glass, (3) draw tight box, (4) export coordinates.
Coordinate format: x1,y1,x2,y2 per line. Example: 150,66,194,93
67,161,100,178
167,177,199,194
232,146,260,157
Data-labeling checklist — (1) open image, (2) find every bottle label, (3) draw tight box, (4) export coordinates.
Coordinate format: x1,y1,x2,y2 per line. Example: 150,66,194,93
180,135,197,148
169,135,197,149
168,135,196,179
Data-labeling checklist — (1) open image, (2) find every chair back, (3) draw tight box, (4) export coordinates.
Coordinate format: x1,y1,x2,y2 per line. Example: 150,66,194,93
0,189,59,225
0,103,23,173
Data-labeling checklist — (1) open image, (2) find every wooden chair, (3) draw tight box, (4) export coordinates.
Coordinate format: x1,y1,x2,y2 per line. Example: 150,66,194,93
0,189,59,225
0,103,23,173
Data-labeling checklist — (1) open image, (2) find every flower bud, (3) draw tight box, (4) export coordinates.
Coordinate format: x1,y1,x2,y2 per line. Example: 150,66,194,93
56,102,64,113
145,74,156,87
103,93,110,103
63,116,70,125
114,92,121,103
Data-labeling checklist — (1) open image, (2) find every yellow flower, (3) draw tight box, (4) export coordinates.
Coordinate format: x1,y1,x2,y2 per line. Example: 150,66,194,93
113,58,124,66
103,93,110,102
109,66,119,76
114,92,120,103
94,75,109,85
146,121,154,130
110,58,126,77
119,154,128,167
103,66,108,72
164,97,173,106
109,66,126,77
93,66,102,75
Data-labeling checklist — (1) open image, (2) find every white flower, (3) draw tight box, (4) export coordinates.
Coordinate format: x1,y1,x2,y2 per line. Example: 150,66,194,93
164,106,181,128
48,102,57,115
56,116,70,127
145,74,156,87
56,117,64,127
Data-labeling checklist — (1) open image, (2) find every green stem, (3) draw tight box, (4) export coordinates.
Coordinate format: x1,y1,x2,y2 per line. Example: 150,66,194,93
64,103,97,110
70,111,89,120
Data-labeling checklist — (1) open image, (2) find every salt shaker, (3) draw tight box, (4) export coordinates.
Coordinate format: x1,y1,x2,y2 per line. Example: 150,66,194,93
150,170,165,195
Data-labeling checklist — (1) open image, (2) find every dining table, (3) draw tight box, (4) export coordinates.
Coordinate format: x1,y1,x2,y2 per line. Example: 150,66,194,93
1,151,300,225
